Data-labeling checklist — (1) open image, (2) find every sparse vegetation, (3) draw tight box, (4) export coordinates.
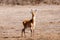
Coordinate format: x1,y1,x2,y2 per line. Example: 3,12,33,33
0,0,60,5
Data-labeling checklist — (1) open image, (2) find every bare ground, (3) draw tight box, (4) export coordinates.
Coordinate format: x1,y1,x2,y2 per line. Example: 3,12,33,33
0,5,60,40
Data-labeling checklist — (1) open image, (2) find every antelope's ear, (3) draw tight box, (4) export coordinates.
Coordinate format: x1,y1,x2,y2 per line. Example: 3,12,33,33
31,9,33,11
30,9,33,13
31,9,33,12
35,9,37,12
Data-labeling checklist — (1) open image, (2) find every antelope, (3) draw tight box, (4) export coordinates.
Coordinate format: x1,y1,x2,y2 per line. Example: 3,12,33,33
21,9,37,37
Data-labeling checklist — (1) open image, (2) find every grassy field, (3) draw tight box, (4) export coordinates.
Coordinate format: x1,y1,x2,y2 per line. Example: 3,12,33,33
0,5,60,40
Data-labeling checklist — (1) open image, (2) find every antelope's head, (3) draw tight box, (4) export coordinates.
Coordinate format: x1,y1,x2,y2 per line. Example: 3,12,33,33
31,9,37,17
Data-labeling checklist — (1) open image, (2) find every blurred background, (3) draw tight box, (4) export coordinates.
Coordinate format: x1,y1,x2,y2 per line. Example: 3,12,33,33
0,0,60,5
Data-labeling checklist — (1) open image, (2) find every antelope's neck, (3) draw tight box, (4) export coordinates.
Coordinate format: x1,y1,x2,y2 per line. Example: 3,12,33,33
32,16,35,27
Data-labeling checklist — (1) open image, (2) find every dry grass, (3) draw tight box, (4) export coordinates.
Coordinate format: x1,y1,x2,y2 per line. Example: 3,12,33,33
0,5,60,40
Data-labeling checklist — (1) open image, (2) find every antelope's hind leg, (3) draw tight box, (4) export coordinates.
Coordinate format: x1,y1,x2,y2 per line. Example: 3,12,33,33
21,28,26,37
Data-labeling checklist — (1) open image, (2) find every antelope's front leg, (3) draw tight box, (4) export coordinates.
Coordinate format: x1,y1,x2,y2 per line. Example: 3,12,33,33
30,23,34,37
30,27,35,37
